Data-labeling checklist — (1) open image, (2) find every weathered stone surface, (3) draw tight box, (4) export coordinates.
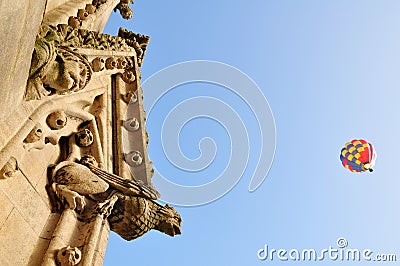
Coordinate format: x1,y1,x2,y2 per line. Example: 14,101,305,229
0,0,46,122
0,209,38,266
18,144,59,187
0,189,13,228
0,171,51,236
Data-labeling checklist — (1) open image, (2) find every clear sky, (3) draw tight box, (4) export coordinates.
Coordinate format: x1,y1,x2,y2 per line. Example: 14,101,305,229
103,1,400,265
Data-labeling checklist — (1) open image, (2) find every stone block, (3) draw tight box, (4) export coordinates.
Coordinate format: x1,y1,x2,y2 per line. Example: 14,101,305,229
18,145,59,187
0,189,13,228
35,170,53,211
0,171,51,236
0,208,38,265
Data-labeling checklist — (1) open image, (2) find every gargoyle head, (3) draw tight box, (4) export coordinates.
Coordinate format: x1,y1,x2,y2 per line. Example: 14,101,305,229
56,246,82,266
155,204,182,236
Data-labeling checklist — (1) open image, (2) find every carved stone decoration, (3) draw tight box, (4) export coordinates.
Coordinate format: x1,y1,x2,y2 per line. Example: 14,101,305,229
83,161,160,199
123,117,140,131
50,154,181,242
0,157,19,179
24,124,44,143
114,0,134,20
124,151,143,166
117,57,127,69
77,9,89,21
105,57,117,70
52,161,108,212
24,23,141,101
108,196,182,240
25,26,93,100
122,91,137,104
56,246,82,266
92,57,105,72
122,69,136,83
75,129,94,147
23,122,60,151
68,16,81,29
85,4,96,14
47,111,68,130
118,28,150,66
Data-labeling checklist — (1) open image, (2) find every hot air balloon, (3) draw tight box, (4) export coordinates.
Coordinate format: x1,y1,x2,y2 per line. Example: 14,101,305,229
340,139,376,173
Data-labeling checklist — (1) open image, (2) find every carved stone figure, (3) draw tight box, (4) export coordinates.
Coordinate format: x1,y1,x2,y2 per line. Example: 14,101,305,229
51,154,181,239
52,160,109,212
56,246,82,266
25,28,93,100
108,196,182,240
0,157,19,179
75,129,94,147
47,111,68,130
114,0,134,19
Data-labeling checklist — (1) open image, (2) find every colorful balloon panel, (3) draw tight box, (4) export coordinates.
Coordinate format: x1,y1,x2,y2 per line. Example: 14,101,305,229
340,139,376,173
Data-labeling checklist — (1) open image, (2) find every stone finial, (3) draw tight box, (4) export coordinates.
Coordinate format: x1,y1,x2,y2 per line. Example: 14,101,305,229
114,0,134,20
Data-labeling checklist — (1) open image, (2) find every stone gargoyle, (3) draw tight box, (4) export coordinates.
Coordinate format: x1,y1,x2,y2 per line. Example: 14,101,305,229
25,25,92,100
51,153,181,240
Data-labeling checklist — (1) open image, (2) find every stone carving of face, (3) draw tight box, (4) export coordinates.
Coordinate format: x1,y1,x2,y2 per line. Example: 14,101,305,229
25,28,93,100
43,51,90,94
156,204,182,236
46,111,68,130
80,155,98,167
75,129,94,147
56,246,82,266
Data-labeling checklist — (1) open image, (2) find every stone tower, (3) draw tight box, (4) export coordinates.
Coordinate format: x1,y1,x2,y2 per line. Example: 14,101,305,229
0,1,181,265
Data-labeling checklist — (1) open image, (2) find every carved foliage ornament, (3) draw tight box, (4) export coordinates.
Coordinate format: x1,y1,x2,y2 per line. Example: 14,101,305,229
24,24,141,100
118,27,150,67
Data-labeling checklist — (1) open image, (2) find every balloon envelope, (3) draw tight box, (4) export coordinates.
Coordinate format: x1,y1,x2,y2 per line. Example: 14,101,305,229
340,139,376,173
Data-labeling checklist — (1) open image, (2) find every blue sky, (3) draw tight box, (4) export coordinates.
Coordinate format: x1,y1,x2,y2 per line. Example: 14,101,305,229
104,1,400,265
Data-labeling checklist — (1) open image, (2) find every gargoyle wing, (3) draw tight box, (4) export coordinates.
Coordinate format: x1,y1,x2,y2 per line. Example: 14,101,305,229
85,163,160,200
